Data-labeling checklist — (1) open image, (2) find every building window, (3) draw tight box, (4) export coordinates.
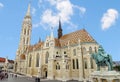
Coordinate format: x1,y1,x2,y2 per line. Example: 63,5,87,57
73,49,76,56
45,52,49,63
66,62,69,70
91,58,94,69
64,51,66,54
46,43,49,47
24,29,26,35
29,55,32,67
27,30,29,35
89,47,92,54
84,59,87,69
94,47,97,53
56,63,60,70
36,53,39,67
56,52,58,54
76,59,79,69
82,47,87,55
72,59,75,69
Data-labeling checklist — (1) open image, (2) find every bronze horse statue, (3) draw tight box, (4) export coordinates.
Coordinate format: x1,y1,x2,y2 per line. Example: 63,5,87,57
91,45,113,71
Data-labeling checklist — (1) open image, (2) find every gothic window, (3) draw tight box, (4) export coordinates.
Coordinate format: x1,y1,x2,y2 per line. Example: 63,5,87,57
66,62,69,70
76,59,79,69
73,49,76,56
26,38,29,44
64,51,66,54
27,30,29,35
56,52,58,54
29,55,32,67
56,63,60,70
24,29,26,35
72,59,75,69
89,47,92,54
46,43,49,47
23,38,25,44
82,47,87,55
90,58,94,69
45,52,49,63
84,59,87,69
94,47,97,53
36,53,39,67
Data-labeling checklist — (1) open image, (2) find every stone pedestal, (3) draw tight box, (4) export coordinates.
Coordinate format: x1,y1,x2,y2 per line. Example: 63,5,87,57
90,71,120,82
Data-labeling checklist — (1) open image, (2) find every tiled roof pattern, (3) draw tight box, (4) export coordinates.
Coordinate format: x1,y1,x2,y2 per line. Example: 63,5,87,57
0,57,5,62
27,29,96,51
56,29,96,47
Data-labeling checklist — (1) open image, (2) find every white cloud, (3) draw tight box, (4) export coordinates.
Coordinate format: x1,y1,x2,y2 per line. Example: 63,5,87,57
0,2,4,8
101,9,119,30
35,0,86,30
31,7,36,15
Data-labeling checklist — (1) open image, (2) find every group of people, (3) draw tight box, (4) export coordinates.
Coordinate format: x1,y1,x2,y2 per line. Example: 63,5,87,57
0,71,8,80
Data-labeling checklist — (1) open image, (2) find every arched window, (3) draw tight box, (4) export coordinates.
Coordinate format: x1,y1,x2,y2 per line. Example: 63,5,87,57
82,47,87,55
84,59,87,69
66,62,69,70
89,47,92,54
72,59,75,69
56,63,60,70
27,30,29,35
94,47,97,53
73,49,76,56
45,52,49,63
26,38,29,45
24,29,26,35
76,59,79,69
36,53,39,67
23,38,25,44
91,58,94,69
29,55,32,67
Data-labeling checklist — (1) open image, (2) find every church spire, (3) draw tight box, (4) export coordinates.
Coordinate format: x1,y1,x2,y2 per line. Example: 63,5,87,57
26,3,31,16
58,19,63,39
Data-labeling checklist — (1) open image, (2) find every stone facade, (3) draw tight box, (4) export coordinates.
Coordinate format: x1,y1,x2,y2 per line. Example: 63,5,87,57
14,4,99,81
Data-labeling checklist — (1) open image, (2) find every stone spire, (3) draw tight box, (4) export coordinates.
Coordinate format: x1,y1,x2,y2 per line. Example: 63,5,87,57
18,3,32,53
26,3,31,17
58,19,63,39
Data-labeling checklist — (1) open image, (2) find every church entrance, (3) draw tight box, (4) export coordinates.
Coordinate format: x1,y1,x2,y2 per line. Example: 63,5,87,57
42,67,48,78
45,71,47,77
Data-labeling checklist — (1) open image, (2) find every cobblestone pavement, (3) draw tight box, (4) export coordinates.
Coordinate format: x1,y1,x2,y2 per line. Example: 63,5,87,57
0,73,81,82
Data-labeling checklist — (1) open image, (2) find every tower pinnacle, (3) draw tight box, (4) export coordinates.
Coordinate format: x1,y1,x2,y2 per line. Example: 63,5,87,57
58,19,63,39
26,3,31,16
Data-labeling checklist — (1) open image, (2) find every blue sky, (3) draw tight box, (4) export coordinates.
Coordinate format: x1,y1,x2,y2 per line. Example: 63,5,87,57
0,0,120,61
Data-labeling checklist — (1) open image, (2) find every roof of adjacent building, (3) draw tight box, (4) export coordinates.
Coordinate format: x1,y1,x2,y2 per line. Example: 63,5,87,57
0,57,14,63
27,29,96,52
0,57,5,62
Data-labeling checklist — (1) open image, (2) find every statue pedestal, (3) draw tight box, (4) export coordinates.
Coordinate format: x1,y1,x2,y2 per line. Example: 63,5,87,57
90,71,120,82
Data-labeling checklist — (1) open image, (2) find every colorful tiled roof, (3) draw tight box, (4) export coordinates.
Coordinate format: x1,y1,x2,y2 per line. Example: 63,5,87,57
27,29,96,50
57,29,96,47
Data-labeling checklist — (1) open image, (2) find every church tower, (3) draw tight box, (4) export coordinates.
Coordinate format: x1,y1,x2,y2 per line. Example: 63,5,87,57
18,3,32,53
58,20,63,39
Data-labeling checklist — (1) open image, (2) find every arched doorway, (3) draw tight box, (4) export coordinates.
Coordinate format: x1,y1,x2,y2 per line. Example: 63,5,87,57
44,68,47,78
45,71,47,78
42,67,48,78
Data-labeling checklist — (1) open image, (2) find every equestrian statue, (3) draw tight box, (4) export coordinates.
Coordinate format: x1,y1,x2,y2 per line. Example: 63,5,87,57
91,45,113,71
